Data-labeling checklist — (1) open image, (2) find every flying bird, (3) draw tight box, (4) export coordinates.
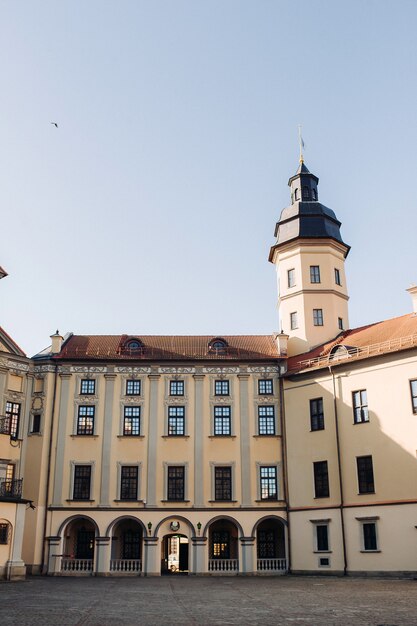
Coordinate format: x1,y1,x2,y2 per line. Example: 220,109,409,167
50,122,58,128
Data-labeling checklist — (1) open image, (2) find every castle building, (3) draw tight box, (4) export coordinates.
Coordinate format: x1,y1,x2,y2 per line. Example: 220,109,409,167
1,157,416,578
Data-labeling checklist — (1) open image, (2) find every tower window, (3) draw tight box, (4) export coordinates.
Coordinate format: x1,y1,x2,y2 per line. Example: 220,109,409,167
290,312,298,330
312,189,317,200
313,309,323,326
338,317,344,330
303,186,310,199
287,268,295,288
310,266,321,283
294,188,299,201
334,268,341,286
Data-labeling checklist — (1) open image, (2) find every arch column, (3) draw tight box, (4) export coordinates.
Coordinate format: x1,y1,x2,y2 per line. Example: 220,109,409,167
95,536,111,576
46,536,62,575
239,536,255,575
191,536,207,574
143,536,159,576
6,503,27,580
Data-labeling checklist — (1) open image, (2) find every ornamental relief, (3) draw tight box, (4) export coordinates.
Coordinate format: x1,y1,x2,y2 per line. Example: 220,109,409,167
58,366,71,375
7,361,29,373
159,367,195,374
115,366,151,374
71,366,107,373
165,397,188,406
122,397,144,406
34,365,56,373
32,396,44,411
203,366,239,374
247,366,280,373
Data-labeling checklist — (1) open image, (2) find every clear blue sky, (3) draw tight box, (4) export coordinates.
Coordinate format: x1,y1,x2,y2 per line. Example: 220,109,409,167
1,0,416,356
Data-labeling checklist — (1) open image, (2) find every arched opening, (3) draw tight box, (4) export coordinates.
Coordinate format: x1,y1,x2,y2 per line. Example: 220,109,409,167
161,534,189,575
208,519,239,572
256,517,287,573
110,518,143,574
61,517,96,574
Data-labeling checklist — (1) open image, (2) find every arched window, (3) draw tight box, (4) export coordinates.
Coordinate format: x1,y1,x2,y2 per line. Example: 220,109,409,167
123,338,144,353
294,188,299,201
208,338,228,353
303,186,310,200
312,188,317,200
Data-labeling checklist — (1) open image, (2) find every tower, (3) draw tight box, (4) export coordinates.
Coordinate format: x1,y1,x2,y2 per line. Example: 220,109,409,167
269,160,350,356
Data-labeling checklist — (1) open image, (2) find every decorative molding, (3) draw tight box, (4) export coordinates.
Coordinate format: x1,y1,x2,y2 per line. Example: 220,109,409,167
203,366,240,374
71,366,107,373
247,366,280,373
115,366,151,373
34,365,56,373
6,360,29,372
159,367,195,374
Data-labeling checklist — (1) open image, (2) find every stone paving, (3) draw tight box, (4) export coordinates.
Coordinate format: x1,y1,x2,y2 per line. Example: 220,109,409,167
0,576,417,626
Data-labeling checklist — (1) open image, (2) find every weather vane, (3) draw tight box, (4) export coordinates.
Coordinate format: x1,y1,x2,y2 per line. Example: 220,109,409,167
298,124,305,163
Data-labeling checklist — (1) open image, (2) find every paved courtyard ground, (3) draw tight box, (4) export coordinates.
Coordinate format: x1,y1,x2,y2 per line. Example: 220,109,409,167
1,575,416,626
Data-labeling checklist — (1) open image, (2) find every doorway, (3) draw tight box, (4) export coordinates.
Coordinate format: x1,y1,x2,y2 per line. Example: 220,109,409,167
161,534,189,574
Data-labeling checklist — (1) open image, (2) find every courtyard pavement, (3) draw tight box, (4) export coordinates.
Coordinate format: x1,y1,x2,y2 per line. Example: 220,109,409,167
0,575,416,626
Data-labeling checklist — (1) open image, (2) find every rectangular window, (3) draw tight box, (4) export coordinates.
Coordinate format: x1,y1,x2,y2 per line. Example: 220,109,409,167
363,522,377,551
214,406,231,435
77,406,95,435
169,380,184,396
31,414,41,434
258,379,273,395
80,379,95,395
258,406,276,435
313,309,324,326
5,402,20,439
290,312,298,330
126,379,141,396
168,406,185,436
338,317,344,330
287,268,295,288
310,265,321,283
0,523,9,545
214,380,229,396
334,268,341,286
352,390,369,423
310,398,324,431
357,455,375,494
73,465,91,500
123,406,140,436
314,461,329,498
410,380,417,414
120,466,138,501
167,466,185,501
214,466,232,501
316,525,329,551
260,466,278,500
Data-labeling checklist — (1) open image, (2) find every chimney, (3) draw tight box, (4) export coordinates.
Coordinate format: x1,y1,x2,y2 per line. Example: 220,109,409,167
50,330,64,354
274,330,289,357
406,285,417,315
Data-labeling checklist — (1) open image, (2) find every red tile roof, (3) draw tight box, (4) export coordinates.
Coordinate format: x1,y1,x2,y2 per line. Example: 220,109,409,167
56,334,280,362
287,313,417,373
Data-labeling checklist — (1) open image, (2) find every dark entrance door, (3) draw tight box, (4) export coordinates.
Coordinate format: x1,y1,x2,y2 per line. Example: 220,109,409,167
76,528,95,559
179,541,188,571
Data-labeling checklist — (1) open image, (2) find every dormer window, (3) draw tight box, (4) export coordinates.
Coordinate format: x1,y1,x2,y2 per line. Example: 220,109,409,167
209,338,228,353
123,338,144,353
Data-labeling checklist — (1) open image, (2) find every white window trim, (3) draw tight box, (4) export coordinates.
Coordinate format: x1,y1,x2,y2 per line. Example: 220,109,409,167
119,403,143,436
211,404,233,436
355,516,380,552
72,400,98,435
162,462,189,502
116,461,142,501
165,404,187,436
255,403,279,436
255,462,281,501
209,461,236,502
309,518,331,553
69,460,95,501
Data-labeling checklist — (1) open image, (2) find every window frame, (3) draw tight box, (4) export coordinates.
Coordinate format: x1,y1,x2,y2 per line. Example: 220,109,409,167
410,379,417,414
126,379,141,396
123,406,141,436
316,524,329,552
313,460,330,498
120,465,139,501
5,401,21,439
0,522,10,545
258,379,273,395
356,455,375,494
214,466,232,501
166,465,185,501
72,464,92,501
169,380,184,396
80,379,95,395
167,405,185,436
213,406,231,436
287,268,296,288
352,389,369,424
334,268,342,286
310,265,321,284
313,309,324,326
214,379,230,396
290,311,298,330
76,405,95,436
259,465,278,501
310,398,324,431
258,405,276,435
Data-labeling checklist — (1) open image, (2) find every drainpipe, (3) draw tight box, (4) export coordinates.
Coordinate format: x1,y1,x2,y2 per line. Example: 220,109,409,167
279,376,291,573
40,362,58,574
328,365,348,576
